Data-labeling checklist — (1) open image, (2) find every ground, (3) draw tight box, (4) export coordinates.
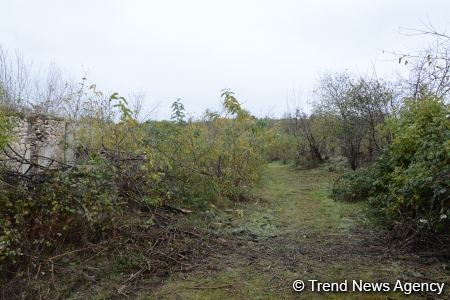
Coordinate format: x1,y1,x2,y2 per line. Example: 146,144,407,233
147,162,449,299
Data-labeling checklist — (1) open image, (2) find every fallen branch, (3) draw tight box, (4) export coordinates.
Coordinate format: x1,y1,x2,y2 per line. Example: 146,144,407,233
163,204,192,214
186,284,233,290
48,246,96,262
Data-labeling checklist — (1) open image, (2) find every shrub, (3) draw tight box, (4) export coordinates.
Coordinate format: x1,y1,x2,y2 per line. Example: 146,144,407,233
144,92,271,206
0,152,165,271
0,157,119,268
330,167,375,202
331,96,449,238
265,131,296,163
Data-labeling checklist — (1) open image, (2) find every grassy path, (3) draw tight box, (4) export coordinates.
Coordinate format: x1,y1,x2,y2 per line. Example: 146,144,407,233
148,162,449,299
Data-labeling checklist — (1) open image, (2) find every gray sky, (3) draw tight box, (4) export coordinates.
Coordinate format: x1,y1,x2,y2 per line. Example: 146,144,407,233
1,0,449,119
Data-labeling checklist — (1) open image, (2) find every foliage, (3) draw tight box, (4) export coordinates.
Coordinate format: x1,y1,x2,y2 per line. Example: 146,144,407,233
314,73,393,169
76,92,144,153
332,96,449,238
2,31,449,296
330,167,375,202
170,98,186,124
0,108,11,150
0,91,166,271
0,157,118,267
284,110,336,168
144,92,272,206
265,125,297,163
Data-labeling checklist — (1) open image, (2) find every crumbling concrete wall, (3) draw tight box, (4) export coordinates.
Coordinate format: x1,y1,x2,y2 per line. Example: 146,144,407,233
1,115,75,173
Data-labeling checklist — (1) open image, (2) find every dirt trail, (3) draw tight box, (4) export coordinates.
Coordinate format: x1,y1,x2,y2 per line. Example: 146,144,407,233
148,162,449,299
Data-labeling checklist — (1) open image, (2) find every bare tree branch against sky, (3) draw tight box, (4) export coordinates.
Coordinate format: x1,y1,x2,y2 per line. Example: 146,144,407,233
1,0,449,119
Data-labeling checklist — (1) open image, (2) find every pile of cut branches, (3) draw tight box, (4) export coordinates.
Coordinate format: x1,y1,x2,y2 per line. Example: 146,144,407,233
0,145,213,299
1,206,211,299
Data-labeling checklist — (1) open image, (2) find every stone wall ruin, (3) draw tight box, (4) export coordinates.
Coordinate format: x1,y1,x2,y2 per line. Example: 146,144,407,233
1,115,75,173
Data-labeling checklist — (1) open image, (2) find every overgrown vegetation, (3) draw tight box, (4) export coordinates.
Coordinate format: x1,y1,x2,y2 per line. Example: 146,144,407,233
274,31,450,249
0,25,449,298
332,96,449,245
326,31,450,249
0,74,273,297
143,90,272,206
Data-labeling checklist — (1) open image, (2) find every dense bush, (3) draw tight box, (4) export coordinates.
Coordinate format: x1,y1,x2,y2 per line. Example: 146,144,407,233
144,92,272,206
283,110,336,169
332,96,449,238
1,90,273,270
330,167,376,202
265,130,297,163
0,152,166,269
0,94,163,271
0,158,115,266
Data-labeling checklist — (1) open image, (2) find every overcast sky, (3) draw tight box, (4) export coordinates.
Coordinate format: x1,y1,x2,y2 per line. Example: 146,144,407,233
1,0,449,119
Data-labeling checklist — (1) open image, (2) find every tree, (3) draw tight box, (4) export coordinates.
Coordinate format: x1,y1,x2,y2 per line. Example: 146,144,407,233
348,76,393,161
0,46,83,117
332,96,450,241
395,26,450,102
313,72,394,169
313,72,366,170
285,108,328,166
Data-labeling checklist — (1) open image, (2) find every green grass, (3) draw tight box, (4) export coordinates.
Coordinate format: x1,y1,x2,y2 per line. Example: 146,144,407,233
257,162,367,231
145,162,448,299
